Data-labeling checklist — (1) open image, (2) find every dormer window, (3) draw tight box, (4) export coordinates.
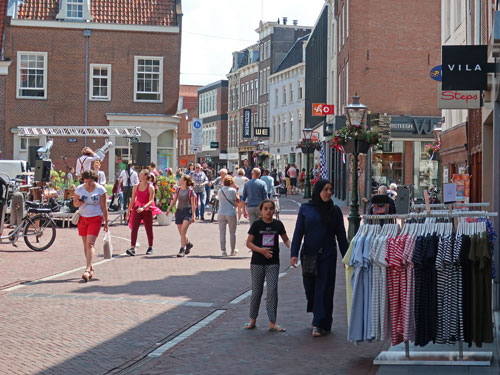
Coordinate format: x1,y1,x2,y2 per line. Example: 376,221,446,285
56,0,93,21
67,0,84,18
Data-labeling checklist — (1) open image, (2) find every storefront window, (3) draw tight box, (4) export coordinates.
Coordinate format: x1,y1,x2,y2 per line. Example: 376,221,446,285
371,141,403,188
413,141,439,198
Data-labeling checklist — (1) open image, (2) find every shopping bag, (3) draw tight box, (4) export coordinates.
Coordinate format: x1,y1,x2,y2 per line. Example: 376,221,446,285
103,230,113,259
71,210,81,226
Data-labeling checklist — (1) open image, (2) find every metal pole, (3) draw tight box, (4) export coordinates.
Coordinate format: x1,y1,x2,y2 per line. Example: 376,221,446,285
304,148,311,199
348,139,361,241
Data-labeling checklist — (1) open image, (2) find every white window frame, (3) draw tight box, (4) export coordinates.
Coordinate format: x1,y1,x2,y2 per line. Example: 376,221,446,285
67,0,84,19
134,56,163,103
17,51,48,100
89,63,111,101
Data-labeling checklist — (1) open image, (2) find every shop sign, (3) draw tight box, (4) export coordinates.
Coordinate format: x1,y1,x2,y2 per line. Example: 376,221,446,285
243,109,252,138
210,141,219,149
442,45,487,90
312,103,335,116
227,153,239,160
219,152,228,160
429,65,442,82
254,127,270,137
438,84,480,109
389,115,441,139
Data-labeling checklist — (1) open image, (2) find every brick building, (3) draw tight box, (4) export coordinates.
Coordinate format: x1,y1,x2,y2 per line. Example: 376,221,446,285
321,0,441,203
2,0,182,180
0,0,12,159
176,84,200,169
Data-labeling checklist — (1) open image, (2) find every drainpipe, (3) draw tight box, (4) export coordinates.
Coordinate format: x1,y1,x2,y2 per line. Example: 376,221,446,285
83,29,91,147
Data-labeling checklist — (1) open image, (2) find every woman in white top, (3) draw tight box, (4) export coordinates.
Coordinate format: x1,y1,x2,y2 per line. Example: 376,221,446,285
76,147,100,179
93,160,106,185
73,169,108,282
233,168,249,223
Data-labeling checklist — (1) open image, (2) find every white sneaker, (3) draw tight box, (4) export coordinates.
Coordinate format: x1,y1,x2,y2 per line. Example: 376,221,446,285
231,249,239,256
221,251,228,257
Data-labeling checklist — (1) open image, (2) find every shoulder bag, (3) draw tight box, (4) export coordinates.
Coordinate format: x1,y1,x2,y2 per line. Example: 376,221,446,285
301,246,323,278
71,209,81,225
220,189,235,208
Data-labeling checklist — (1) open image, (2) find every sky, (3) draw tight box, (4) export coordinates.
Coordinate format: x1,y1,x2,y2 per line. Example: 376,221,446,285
180,0,325,86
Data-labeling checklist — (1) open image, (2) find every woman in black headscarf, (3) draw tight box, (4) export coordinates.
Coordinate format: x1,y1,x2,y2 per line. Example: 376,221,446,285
290,179,348,336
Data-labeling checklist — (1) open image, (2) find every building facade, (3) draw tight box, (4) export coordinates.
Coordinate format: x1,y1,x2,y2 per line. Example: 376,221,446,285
269,35,308,173
322,0,441,203
2,0,182,181
197,80,228,170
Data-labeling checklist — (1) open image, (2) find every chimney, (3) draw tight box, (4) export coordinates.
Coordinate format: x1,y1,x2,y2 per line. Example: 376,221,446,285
283,17,288,25
293,20,298,26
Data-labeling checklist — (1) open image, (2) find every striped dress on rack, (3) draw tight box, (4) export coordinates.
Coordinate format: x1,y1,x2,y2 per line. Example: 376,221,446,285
403,234,417,342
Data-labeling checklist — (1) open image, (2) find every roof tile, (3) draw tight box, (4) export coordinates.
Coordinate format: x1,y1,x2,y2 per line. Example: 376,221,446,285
17,0,178,26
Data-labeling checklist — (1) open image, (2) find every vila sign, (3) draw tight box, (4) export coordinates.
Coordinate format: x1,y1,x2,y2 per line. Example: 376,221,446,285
437,84,480,109
442,45,487,90
243,109,252,138
312,103,335,116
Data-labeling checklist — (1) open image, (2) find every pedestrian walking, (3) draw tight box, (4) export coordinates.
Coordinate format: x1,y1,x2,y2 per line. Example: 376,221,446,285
203,163,213,207
73,170,108,282
260,169,274,199
287,164,298,194
192,164,208,220
125,169,156,256
244,199,291,332
150,161,160,178
119,162,139,213
217,176,239,256
242,159,252,179
299,168,306,192
166,174,196,257
242,168,268,227
234,168,249,223
93,160,106,185
284,164,291,194
290,179,349,337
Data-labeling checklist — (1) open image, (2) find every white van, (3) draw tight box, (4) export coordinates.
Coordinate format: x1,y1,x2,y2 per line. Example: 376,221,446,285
0,160,29,183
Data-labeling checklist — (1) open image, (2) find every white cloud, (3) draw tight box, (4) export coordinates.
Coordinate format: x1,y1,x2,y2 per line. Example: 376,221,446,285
180,0,325,86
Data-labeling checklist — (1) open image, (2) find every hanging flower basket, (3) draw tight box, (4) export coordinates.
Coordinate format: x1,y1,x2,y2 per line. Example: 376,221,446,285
424,141,441,160
252,150,271,160
328,124,381,154
296,138,321,153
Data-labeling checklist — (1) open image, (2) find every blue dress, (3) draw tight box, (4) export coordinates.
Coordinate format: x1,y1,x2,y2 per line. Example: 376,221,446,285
291,204,349,331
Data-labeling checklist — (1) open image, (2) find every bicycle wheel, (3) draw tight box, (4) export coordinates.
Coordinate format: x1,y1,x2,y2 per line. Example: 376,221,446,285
23,215,57,251
211,200,218,222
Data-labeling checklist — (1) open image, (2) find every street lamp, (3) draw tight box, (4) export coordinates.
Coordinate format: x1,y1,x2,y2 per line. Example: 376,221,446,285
303,127,313,199
345,93,368,241
257,141,265,151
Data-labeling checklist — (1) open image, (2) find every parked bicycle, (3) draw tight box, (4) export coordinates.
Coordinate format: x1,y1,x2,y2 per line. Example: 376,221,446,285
0,175,57,251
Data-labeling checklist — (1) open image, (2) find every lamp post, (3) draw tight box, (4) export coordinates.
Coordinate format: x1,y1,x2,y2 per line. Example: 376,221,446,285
345,93,368,241
302,127,313,199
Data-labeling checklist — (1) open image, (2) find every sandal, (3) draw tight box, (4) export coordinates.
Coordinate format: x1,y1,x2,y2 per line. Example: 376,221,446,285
89,267,95,279
268,325,286,332
244,322,256,330
82,271,90,282
312,327,324,337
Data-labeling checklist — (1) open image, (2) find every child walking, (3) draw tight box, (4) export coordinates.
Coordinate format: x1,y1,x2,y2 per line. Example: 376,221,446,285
245,199,290,332
166,174,196,257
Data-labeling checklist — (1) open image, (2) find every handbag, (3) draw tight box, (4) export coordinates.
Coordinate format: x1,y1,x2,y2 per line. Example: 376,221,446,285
71,210,81,225
103,230,113,259
301,247,323,278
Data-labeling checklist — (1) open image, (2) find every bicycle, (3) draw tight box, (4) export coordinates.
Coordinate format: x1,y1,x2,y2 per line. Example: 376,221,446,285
0,175,57,251
208,186,220,222
272,186,282,220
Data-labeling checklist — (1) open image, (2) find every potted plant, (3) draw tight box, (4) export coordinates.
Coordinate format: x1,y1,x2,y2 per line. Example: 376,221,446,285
296,138,322,153
156,174,177,226
424,141,441,160
328,124,382,154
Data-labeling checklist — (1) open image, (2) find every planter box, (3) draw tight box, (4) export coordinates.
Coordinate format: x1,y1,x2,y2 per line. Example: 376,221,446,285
343,139,371,154
156,212,171,226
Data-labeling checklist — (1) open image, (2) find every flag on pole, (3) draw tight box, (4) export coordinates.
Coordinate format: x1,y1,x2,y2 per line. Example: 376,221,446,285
320,143,328,179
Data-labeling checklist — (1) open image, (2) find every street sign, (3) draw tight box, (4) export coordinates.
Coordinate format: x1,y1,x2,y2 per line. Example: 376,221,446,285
312,103,335,116
210,141,219,148
191,118,203,148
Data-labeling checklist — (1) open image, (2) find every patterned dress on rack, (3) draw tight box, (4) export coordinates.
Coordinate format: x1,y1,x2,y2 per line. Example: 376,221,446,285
403,234,416,342
370,233,389,341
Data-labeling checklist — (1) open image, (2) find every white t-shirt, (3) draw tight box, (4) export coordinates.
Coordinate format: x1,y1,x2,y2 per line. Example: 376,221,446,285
75,184,107,217
76,155,100,176
97,170,106,185
119,168,139,187
234,175,248,191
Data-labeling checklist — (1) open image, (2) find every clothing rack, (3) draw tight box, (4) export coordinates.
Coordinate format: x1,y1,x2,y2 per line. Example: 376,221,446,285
411,202,490,211
362,209,496,366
